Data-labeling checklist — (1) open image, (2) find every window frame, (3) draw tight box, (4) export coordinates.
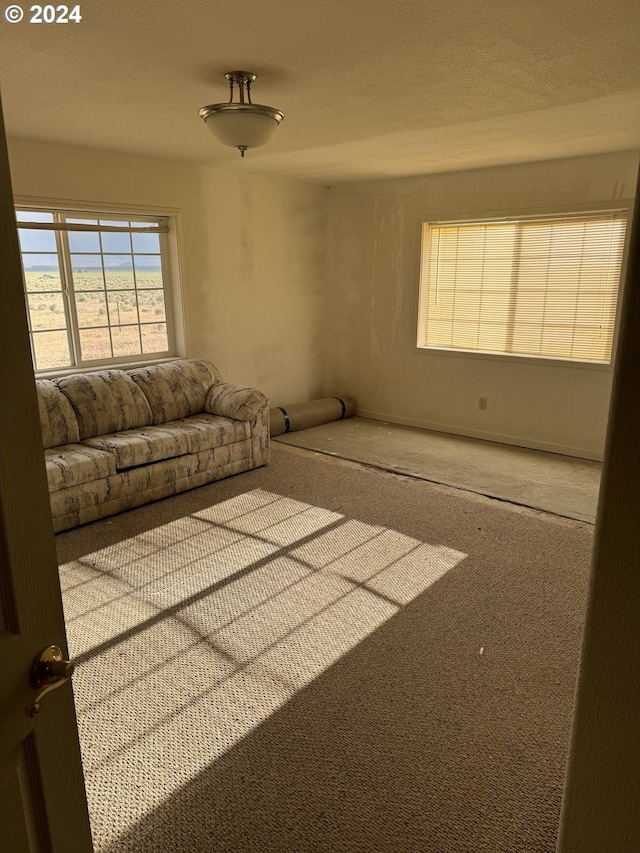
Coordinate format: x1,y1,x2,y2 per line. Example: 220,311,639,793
415,205,632,371
15,199,184,377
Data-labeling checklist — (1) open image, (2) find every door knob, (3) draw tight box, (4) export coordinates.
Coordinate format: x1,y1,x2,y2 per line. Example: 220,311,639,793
30,645,75,717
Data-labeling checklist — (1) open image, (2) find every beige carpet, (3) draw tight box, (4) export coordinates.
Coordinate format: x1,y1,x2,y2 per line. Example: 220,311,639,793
56,444,593,853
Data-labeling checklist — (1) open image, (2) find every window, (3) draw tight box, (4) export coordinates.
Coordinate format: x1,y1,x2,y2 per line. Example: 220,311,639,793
17,207,176,372
417,211,628,365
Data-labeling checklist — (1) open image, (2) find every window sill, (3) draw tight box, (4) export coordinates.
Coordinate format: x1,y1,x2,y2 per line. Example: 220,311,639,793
34,356,182,381
413,346,615,372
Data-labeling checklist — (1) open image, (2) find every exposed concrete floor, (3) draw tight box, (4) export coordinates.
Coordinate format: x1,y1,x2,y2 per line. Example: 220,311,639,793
273,417,602,523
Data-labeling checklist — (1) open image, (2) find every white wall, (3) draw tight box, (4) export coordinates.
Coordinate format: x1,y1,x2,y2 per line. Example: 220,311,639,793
327,152,639,459
7,138,329,406
9,139,637,457
191,166,329,404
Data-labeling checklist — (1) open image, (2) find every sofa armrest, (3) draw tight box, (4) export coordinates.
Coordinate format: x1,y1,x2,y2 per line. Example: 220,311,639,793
205,383,269,422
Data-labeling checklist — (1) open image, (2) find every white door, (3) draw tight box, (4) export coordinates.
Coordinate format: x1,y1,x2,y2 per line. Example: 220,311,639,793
0,96,94,851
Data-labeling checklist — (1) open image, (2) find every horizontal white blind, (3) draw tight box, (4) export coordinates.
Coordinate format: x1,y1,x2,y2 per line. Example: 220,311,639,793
419,212,627,363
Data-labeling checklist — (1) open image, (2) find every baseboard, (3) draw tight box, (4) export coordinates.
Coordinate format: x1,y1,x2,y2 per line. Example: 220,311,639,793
356,409,604,462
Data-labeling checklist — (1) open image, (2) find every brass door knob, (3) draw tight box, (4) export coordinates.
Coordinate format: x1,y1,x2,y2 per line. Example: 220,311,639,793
30,645,75,717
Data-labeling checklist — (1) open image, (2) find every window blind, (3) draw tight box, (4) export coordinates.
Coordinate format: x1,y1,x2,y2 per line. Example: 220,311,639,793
418,212,627,364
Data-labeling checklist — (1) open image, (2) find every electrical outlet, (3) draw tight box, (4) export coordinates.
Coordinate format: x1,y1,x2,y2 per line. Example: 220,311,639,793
478,397,487,411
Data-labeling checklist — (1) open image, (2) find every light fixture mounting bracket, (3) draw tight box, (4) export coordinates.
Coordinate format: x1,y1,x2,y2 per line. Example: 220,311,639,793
225,71,257,104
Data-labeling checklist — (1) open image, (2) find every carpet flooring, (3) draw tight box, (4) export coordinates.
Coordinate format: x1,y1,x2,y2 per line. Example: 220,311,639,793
56,444,593,853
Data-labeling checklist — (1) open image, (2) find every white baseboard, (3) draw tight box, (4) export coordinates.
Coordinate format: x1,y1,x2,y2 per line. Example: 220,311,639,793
356,409,604,462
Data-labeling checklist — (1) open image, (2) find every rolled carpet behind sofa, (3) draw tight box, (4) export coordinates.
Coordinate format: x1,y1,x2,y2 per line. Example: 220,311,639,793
269,396,356,436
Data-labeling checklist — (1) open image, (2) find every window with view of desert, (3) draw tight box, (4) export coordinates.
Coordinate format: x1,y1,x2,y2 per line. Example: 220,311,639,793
18,208,173,371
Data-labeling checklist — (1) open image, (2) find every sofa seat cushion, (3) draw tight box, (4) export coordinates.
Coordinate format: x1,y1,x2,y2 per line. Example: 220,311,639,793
82,423,193,470
49,441,253,531
44,444,117,492
82,415,251,470
177,413,251,453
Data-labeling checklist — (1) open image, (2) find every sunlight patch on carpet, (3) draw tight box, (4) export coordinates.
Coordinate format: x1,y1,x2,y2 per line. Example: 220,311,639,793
60,488,466,849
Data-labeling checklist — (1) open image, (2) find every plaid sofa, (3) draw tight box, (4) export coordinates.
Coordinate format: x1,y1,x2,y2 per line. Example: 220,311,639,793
36,359,269,532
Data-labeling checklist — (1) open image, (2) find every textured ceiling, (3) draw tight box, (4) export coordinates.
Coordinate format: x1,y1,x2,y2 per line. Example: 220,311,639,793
1,0,638,183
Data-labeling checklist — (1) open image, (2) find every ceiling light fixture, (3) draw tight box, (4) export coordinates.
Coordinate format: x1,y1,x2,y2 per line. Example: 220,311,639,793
198,71,284,158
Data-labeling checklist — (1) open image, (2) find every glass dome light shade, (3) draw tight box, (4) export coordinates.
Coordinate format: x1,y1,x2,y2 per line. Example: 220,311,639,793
200,104,284,150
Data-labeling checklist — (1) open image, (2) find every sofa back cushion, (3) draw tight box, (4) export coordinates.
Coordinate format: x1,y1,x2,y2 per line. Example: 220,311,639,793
36,380,81,448
56,370,153,439
127,359,221,425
